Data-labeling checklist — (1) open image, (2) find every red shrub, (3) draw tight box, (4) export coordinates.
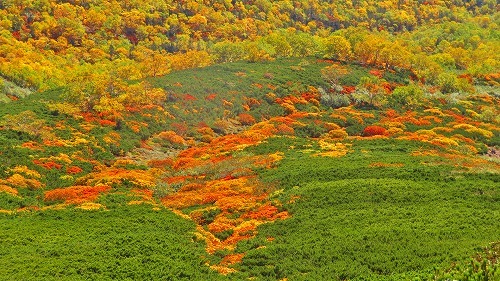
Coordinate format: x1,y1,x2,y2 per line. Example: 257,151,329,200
206,93,217,100
363,125,387,136
171,122,188,136
33,160,62,170
184,94,197,101
99,119,116,126
66,166,83,174
369,69,384,78
341,86,356,94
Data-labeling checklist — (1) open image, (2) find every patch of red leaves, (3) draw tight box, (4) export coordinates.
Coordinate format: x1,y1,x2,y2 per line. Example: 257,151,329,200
363,125,388,136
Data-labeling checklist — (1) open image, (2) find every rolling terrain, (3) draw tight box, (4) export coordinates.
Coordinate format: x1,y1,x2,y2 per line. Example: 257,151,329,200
0,0,499,280
1,58,499,280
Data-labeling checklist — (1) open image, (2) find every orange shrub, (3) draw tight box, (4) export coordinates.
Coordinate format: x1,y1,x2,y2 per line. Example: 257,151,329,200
221,253,245,266
238,113,256,125
276,123,295,135
131,188,154,200
33,160,62,170
342,86,356,94
183,94,197,101
384,109,399,118
79,168,157,188
158,130,186,145
44,185,111,204
21,142,40,149
0,185,18,196
66,166,83,174
242,203,279,220
206,93,217,100
99,119,116,126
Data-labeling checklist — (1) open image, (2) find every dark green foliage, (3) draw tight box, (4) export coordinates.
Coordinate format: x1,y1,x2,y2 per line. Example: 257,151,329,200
0,206,226,281
235,137,500,280
338,65,372,86
201,208,222,225
295,123,327,138
151,58,329,131
0,193,25,209
215,229,234,241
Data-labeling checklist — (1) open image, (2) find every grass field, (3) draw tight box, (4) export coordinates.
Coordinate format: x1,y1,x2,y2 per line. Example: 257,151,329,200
235,137,500,280
0,205,224,281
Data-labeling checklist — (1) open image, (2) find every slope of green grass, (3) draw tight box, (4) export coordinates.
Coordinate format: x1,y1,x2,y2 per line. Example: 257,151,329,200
149,58,408,132
0,205,225,281
0,58,497,280
233,137,500,280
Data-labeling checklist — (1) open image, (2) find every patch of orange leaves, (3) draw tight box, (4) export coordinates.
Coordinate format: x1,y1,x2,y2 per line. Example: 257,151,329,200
44,185,111,204
78,168,157,188
66,166,83,174
33,159,62,170
0,185,18,196
21,141,41,150
158,130,186,145
153,122,291,273
220,253,245,266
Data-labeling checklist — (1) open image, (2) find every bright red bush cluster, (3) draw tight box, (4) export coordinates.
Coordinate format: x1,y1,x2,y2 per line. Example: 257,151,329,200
363,125,387,136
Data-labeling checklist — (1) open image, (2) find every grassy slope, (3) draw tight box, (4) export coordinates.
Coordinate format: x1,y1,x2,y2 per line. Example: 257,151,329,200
234,138,499,280
150,58,406,131
0,205,224,281
0,58,498,280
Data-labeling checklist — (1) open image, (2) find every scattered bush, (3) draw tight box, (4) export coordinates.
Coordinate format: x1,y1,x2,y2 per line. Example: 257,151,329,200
388,84,424,109
238,113,257,125
363,125,387,136
319,88,351,108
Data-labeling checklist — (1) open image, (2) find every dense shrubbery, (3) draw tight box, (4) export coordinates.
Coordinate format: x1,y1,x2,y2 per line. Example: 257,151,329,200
236,137,500,280
0,205,225,280
0,54,498,280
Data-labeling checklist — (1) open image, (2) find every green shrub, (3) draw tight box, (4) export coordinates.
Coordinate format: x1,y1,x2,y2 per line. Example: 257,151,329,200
387,84,424,109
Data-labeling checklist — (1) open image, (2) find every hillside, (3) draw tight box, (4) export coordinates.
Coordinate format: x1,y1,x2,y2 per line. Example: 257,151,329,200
0,0,499,280
0,57,499,280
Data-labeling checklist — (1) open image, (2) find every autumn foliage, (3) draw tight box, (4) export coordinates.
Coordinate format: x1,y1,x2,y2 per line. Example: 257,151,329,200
0,3,499,275
237,113,256,125
44,185,111,204
363,125,388,137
